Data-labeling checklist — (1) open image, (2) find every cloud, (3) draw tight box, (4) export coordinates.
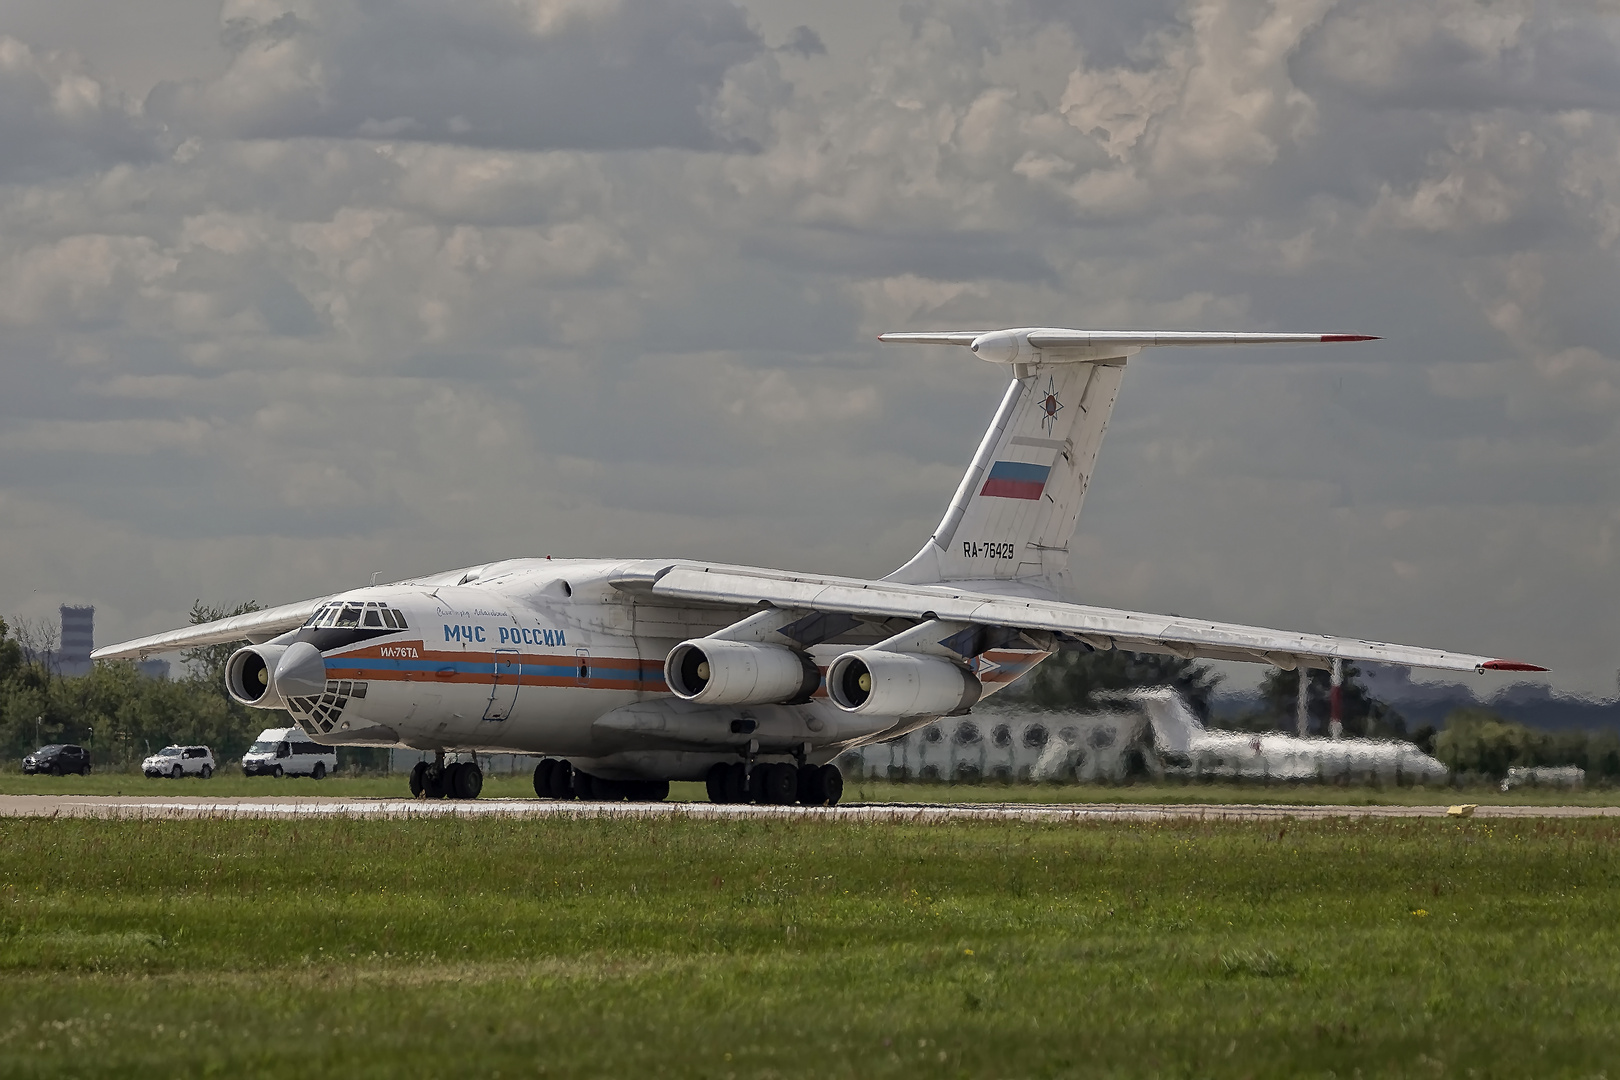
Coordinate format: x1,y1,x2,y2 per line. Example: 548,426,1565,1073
148,0,768,150
0,36,162,182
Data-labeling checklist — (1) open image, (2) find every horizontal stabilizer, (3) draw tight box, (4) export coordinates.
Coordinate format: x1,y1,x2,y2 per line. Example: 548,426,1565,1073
879,327,1377,364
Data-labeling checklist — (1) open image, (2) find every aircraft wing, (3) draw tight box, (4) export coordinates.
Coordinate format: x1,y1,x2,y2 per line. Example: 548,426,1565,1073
611,563,1544,674
90,596,331,661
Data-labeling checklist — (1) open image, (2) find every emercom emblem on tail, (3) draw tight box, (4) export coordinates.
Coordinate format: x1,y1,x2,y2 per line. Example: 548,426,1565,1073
879,327,1378,594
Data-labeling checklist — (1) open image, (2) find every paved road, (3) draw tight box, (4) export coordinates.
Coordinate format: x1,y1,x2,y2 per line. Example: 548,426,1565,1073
3,795,1617,822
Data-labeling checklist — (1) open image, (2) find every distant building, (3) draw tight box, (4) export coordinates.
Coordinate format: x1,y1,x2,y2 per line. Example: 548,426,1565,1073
135,658,171,680
57,606,94,677
22,605,168,679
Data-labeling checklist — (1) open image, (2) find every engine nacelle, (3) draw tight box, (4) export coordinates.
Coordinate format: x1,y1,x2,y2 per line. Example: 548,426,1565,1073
665,639,819,706
226,644,292,709
826,650,981,717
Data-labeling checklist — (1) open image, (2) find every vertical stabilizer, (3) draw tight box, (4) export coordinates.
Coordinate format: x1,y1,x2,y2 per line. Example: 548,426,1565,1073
885,360,1125,590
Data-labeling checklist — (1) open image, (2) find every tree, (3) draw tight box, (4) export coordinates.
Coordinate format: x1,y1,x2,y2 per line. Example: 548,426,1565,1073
181,599,261,684
1256,663,1406,738
1011,648,1223,719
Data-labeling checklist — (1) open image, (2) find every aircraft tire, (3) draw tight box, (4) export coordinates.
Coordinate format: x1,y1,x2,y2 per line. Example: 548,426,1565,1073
795,764,819,804
819,764,844,807
572,769,596,801
549,760,575,800
722,762,748,803
759,762,797,805
426,764,452,800
534,759,556,799
705,763,729,803
452,760,483,800
635,779,670,802
409,761,427,797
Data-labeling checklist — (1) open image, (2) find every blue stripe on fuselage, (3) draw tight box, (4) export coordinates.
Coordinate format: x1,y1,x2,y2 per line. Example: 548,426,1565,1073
321,657,663,680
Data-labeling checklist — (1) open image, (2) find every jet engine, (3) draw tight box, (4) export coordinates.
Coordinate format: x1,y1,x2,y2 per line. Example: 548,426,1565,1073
826,650,981,717
664,639,819,706
226,644,292,709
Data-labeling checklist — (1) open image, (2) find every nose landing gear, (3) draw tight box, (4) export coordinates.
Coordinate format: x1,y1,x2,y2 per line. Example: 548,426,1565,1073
409,753,483,800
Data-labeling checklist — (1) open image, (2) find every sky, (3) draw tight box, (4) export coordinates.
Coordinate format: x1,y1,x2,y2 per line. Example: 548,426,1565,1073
0,0,1615,697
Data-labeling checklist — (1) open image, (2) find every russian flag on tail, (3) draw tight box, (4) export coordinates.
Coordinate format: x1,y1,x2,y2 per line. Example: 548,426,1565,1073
980,460,1050,500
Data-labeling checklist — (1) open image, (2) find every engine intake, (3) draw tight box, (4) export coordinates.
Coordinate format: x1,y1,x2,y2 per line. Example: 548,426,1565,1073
226,644,292,709
826,650,981,717
664,640,819,706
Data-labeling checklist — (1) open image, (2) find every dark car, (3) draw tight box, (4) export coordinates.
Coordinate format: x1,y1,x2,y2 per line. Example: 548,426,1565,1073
22,744,92,776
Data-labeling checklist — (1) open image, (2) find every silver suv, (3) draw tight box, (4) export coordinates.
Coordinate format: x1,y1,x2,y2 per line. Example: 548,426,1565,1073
142,745,216,779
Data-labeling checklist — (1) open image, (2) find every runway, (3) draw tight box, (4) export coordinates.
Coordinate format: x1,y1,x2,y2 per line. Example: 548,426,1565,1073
2,794,1617,822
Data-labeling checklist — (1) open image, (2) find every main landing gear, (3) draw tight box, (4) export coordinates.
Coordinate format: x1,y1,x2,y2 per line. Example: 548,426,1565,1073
705,761,843,806
409,753,483,800
532,758,669,803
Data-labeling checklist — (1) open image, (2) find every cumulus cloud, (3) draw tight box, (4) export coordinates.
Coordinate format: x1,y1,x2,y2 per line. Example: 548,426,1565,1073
146,0,768,150
0,36,161,181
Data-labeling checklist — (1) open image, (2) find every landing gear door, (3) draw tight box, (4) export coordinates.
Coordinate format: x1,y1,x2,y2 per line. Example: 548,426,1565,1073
484,648,520,721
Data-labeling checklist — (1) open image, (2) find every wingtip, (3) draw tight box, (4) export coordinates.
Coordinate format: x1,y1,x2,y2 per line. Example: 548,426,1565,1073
1480,660,1549,673
1321,334,1380,342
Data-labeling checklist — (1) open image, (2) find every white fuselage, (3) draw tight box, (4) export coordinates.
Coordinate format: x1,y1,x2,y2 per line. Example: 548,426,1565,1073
263,557,1046,781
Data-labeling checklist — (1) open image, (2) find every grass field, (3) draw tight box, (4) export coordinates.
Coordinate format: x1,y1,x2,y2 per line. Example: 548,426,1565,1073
4,815,1619,1078
1,767,1615,806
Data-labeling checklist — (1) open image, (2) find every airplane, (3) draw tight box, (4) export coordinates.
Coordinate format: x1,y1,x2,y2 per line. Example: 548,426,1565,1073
1131,689,1450,783
93,326,1544,804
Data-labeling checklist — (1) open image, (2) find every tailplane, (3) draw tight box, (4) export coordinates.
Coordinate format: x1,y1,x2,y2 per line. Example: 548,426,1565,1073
881,327,1376,591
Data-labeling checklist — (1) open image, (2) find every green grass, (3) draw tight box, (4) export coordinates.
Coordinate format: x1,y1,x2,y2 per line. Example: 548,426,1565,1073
2,768,1614,806
840,778,1620,806
3,816,1619,1078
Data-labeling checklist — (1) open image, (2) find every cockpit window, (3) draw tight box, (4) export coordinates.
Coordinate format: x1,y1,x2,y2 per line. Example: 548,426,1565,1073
304,600,406,635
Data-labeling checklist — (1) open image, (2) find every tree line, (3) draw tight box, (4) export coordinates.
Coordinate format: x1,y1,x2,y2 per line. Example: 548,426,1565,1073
0,604,304,770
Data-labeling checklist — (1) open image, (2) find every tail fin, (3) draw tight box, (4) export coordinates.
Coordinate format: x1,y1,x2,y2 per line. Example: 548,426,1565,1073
881,327,1376,591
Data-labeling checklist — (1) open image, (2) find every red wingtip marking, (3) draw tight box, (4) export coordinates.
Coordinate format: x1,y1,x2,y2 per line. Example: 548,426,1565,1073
1481,660,1549,672
1321,334,1380,342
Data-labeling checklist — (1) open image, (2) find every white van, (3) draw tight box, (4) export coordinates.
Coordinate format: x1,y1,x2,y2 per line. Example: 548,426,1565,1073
242,727,337,779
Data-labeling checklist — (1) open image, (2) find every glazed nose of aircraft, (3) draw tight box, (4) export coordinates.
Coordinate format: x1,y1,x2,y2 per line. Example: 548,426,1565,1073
274,642,328,699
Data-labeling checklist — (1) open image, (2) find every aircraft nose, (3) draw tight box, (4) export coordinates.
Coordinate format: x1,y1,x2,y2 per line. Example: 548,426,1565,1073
274,642,327,699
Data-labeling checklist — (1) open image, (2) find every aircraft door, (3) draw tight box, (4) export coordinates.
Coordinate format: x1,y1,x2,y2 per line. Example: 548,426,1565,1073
484,648,520,721
575,648,590,686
